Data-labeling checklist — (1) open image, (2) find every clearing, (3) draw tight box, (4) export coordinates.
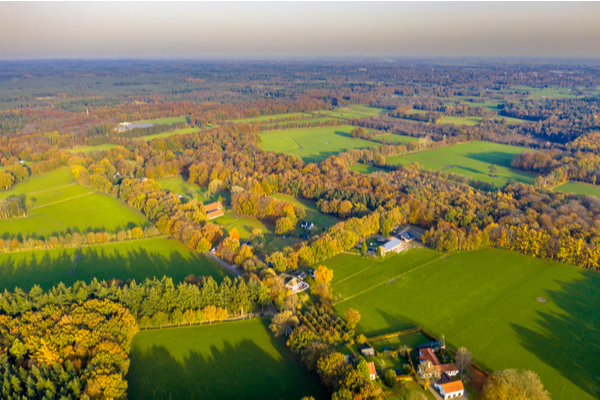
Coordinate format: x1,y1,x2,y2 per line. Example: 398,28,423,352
127,318,328,400
332,248,600,400
137,116,189,125
137,127,199,141
0,168,148,237
259,125,380,164
271,193,340,229
0,237,231,292
349,164,389,174
553,181,600,197
67,143,116,154
386,140,538,187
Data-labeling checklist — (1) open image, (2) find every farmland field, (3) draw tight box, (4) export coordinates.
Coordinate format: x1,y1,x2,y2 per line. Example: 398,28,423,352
137,127,198,141
0,237,231,292
386,141,537,187
553,181,600,197
233,112,313,123
314,105,388,120
271,193,340,229
67,143,116,154
349,163,389,174
374,133,418,144
259,125,380,164
0,168,149,237
332,248,600,400
138,116,189,125
127,318,328,400
155,176,211,201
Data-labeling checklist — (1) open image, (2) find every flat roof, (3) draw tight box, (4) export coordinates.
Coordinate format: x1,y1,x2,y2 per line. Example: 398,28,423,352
381,238,402,251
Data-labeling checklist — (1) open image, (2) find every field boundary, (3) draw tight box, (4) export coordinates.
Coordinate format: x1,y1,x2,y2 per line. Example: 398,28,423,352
29,191,95,210
333,253,445,305
18,182,78,196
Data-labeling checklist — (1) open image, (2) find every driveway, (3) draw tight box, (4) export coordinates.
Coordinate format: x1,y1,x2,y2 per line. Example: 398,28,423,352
208,252,241,276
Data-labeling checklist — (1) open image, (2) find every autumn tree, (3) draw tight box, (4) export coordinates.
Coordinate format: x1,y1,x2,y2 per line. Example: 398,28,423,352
344,308,361,329
482,369,550,400
269,310,299,337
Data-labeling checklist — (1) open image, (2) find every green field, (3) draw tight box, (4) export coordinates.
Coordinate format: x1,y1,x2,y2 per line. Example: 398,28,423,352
512,85,578,99
67,143,116,154
271,193,340,229
217,213,275,240
155,176,215,202
349,163,389,174
137,127,198,141
386,141,537,187
127,318,328,400
138,116,189,125
259,125,380,164
315,105,388,120
374,133,418,145
553,181,600,197
0,168,148,237
437,115,527,126
233,112,313,123
0,237,230,292
332,249,600,400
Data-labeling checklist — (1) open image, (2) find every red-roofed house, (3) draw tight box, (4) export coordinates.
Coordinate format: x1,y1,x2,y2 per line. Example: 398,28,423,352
205,201,224,220
367,362,377,380
418,347,459,377
434,375,465,399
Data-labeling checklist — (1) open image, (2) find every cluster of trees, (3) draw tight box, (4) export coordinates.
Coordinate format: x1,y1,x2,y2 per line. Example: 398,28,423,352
0,196,26,219
285,307,384,400
237,118,344,133
0,163,29,190
231,191,306,234
0,226,159,253
0,298,138,399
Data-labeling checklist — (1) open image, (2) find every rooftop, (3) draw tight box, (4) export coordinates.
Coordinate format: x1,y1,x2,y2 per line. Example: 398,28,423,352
381,238,402,251
367,362,376,376
440,380,465,394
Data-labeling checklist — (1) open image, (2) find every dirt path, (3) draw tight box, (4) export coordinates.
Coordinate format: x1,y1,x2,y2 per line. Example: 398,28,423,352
29,191,95,210
207,252,241,277
25,183,78,196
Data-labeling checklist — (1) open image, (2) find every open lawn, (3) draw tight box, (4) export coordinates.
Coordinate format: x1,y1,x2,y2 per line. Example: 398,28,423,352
259,125,380,164
127,318,328,400
67,143,116,154
217,214,275,240
512,85,578,99
315,105,388,120
553,181,600,197
138,116,189,125
137,127,198,141
233,112,313,123
374,134,418,145
350,164,389,174
271,193,340,229
333,248,600,400
436,115,527,126
0,237,231,292
386,141,537,187
0,167,149,237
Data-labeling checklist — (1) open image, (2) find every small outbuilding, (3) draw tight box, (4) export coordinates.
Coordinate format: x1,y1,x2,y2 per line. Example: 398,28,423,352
360,346,375,357
379,238,404,255
367,362,377,380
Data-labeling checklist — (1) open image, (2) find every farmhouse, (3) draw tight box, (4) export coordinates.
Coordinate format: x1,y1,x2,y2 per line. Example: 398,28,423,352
284,276,309,293
379,238,404,255
434,375,465,399
205,201,224,220
400,232,415,242
367,362,377,381
418,347,459,377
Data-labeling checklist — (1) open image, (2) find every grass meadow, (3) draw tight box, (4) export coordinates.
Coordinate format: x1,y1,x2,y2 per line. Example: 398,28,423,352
0,168,149,237
271,193,340,229
386,141,537,187
137,127,199,141
259,125,380,164
374,133,418,145
127,318,328,400
314,105,388,120
67,143,116,154
233,112,313,123
349,164,389,174
138,116,189,125
330,249,600,400
0,237,231,292
553,181,600,197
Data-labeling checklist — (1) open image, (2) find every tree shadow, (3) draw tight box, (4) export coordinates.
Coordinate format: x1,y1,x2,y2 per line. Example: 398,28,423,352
463,151,515,168
0,243,232,292
126,320,328,400
511,271,600,399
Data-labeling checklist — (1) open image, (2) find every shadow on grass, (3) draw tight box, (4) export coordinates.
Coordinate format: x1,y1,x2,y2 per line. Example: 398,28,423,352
0,221,151,242
126,319,328,400
511,271,600,399
0,245,231,292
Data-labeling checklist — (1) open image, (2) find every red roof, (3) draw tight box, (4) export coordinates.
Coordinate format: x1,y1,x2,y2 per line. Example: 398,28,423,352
441,380,464,394
205,201,222,213
207,209,224,220
418,347,440,366
367,362,376,376
434,363,459,374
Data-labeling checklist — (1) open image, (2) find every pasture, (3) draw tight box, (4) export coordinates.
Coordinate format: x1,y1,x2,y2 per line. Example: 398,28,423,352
332,248,600,400
233,112,313,123
512,85,578,99
553,181,600,197
437,115,527,126
0,168,149,237
349,163,389,174
314,105,388,120
138,116,189,125
67,143,116,154
0,237,230,292
127,318,328,400
259,125,380,164
374,133,418,145
156,176,208,201
386,141,537,187
271,193,340,229
137,127,198,141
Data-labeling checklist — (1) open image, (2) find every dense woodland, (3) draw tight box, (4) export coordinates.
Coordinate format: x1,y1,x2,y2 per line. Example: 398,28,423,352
1,60,600,398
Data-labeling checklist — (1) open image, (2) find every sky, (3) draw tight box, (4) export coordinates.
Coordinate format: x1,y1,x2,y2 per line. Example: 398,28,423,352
1,2,600,60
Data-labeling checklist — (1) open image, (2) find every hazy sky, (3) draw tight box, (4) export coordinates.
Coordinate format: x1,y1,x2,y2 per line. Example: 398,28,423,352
1,2,600,59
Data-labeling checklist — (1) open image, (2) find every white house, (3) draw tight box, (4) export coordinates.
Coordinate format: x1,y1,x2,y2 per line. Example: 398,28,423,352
367,362,377,381
434,377,465,399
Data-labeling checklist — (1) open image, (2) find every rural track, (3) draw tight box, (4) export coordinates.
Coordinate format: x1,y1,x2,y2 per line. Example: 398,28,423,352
22,183,78,196
29,191,95,210
208,252,241,276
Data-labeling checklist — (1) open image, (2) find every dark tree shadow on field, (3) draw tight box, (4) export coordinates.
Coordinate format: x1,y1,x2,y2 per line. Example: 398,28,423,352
126,321,327,400
511,271,600,399
463,152,514,168
0,243,231,292
358,308,421,337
